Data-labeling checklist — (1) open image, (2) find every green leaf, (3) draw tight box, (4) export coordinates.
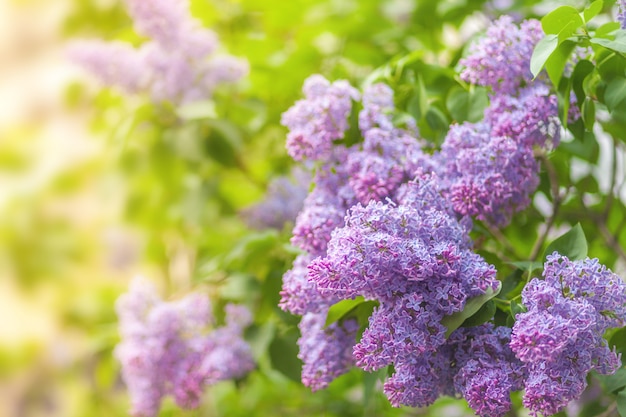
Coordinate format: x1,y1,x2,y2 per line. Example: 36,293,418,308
531,35,559,78
617,388,626,417
610,327,626,354
590,32,626,54
541,6,584,36
583,0,603,23
325,296,366,327
562,131,599,163
510,300,527,317
599,367,626,393
269,329,302,383
446,86,488,123
425,106,449,132
572,60,596,105
582,97,596,131
596,22,621,38
605,77,626,110
508,261,544,275
461,300,496,328
441,282,501,337
546,41,576,87
544,223,588,260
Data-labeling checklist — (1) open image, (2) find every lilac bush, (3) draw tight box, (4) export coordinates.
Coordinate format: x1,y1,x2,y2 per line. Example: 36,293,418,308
277,13,626,417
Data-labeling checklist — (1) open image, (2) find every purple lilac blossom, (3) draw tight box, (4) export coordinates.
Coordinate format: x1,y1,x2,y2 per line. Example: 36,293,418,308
437,121,541,227
510,253,626,416
619,0,626,29
68,0,247,104
309,174,500,408
297,310,359,391
447,324,526,417
115,278,255,417
437,83,561,227
281,75,360,161
459,16,543,95
241,168,310,230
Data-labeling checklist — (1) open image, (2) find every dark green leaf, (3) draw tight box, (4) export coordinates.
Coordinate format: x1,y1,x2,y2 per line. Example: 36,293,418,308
510,300,527,317
425,106,449,132
544,223,588,260
269,329,302,383
605,77,626,110
572,60,596,105
500,269,525,299
531,35,559,78
441,282,501,337
610,327,626,354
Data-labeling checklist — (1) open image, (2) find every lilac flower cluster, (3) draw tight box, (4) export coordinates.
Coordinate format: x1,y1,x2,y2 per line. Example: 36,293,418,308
510,253,626,416
443,18,562,227
281,75,360,161
447,324,526,417
115,278,255,417
459,16,543,95
280,80,431,390
68,0,247,104
241,168,310,230
309,175,501,408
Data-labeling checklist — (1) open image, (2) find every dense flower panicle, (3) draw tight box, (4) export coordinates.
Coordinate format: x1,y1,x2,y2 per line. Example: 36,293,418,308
438,80,562,228
485,84,560,149
308,175,501,408
438,121,541,227
115,278,255,417
447,325,526,417
69,0,247,104
459,16,543,95
510,254,626,416
297,311,359,391
241,168,310,230
281,75,360,161
347,128,428,204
